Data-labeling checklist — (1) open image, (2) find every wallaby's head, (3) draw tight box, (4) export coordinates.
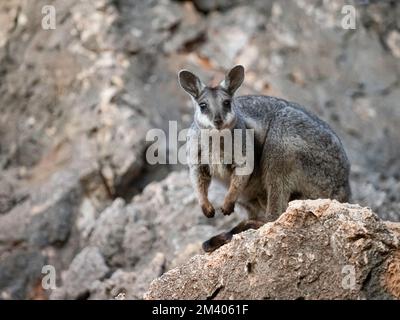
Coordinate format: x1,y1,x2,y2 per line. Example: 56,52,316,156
178,65,245,130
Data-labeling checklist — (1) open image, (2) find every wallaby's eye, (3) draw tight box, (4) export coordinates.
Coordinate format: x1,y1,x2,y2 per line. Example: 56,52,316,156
223,100,231,111
199,102,208,112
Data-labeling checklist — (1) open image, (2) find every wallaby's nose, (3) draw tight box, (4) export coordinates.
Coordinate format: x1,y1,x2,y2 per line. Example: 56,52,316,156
214,118,223,129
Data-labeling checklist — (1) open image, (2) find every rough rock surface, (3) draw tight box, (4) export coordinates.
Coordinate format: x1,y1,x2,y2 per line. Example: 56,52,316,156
0,0,399,299
145,199,400,300
50,171,245,299
58,246,109,300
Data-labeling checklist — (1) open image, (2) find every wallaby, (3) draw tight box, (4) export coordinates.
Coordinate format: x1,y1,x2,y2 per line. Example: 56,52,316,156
178,65,351,252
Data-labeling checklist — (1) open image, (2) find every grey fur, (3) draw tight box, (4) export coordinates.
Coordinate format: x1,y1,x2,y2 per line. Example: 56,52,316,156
179,65,351,222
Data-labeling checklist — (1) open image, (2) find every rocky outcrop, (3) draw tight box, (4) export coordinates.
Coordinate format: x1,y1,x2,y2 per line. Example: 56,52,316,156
50,171,244,299
145,200,400,300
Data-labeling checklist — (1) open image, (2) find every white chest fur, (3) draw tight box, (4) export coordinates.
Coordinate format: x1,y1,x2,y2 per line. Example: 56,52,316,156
207,140,233,183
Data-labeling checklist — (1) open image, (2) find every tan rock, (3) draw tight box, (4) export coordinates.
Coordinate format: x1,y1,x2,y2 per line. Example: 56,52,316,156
145,200,400,300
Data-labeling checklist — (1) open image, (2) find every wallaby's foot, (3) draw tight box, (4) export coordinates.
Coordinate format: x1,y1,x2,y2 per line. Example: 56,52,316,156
202,219,265,253
201,202,215,218
202,232,232,252
221,201,235,216
230,219,265,234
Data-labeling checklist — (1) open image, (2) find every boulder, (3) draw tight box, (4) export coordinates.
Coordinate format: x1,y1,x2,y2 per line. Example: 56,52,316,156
145,200,400,300
51,171,245,299
51,246,109,299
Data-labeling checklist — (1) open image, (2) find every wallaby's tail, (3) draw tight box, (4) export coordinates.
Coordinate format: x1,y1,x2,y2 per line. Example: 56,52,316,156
202,219,265,253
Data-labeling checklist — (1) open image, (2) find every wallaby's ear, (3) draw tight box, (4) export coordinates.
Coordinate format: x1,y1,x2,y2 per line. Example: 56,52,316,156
221,65,245,95
178,70,205,98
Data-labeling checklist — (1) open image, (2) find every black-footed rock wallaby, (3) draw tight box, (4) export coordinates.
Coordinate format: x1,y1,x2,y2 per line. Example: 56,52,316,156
178,65,351,252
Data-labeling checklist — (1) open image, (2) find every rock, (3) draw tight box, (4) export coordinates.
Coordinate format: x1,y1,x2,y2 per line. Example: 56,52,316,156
79,169,240,271
88,198,128,266
51,246,109,299
0,174,26,214
27,179,81,247
385,222,400,239
386,30,400,59
89,252,166,300
151,1,182,31
189,0,243,13
54,170,245,299
124,171,245,262
384,251,400,299
127,252,167,299
89,269,137,300
0,249,46,300
122,218,154,267
0,168,82,249
200,6,265,68
145,200,400,300
163,2,206,53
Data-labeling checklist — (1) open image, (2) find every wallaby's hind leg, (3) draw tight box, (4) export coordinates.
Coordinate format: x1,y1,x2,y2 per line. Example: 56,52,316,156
265,180,290,221
334,182,352,203
237,198,265,221
202,220,265,253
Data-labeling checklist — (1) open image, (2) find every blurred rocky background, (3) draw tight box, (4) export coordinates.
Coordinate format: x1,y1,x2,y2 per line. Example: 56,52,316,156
0,0,399,299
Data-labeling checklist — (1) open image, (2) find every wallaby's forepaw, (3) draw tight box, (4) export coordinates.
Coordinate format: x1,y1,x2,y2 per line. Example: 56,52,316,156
202,232,233,253
221,201,235,216
201,202,215,218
